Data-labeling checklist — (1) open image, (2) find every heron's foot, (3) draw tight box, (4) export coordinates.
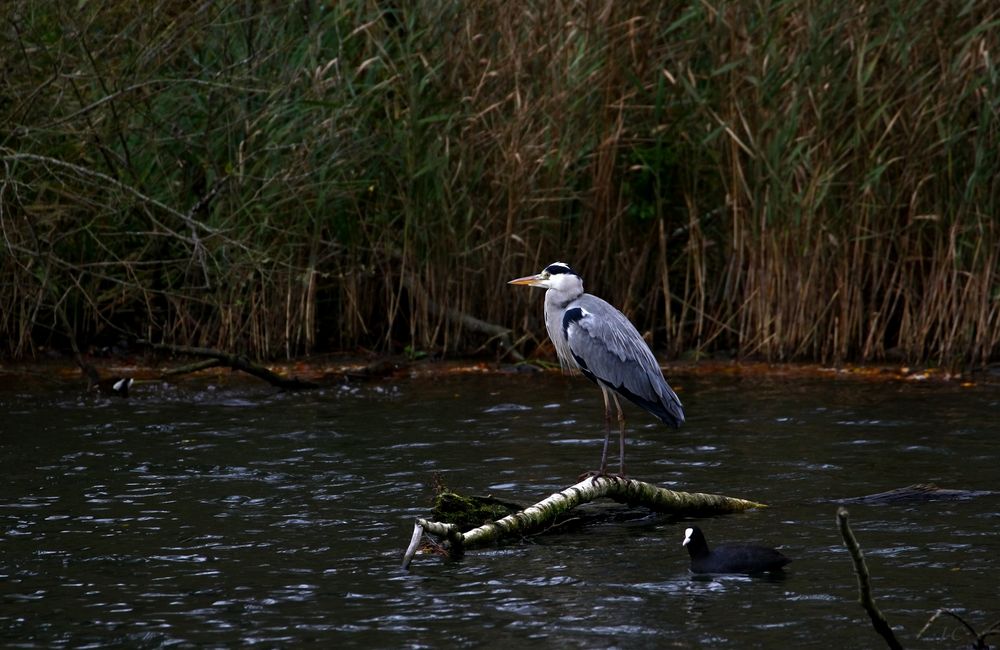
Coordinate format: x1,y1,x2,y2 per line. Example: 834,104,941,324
577,469,628,484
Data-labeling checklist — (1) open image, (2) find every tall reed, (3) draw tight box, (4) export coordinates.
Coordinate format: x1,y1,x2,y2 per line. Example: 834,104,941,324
1,1,997,367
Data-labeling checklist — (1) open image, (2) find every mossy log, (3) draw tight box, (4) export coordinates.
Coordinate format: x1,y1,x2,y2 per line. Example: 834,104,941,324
431,492,527,530
402,476,766,568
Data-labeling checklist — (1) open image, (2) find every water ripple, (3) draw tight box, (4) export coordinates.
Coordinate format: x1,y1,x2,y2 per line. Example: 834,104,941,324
2,373,998,648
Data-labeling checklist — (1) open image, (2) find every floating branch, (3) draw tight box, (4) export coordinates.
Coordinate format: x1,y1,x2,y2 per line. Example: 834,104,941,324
402,476,766,568
836,507,903,650
840,482,995,504
140,341,319,390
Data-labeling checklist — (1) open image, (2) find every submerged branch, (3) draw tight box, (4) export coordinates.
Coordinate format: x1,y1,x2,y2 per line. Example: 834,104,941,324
161,358,224,376
840,482,995,504
402,476,766,568
141,341,318,390
836,507,903,650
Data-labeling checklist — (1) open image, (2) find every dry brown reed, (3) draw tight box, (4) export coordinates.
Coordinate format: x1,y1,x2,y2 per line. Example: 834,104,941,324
1,1,998,367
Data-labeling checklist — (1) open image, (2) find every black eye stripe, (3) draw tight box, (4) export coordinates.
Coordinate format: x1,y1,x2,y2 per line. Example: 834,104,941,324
543,262,579,278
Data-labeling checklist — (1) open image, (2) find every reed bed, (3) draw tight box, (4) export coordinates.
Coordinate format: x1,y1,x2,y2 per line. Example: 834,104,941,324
2,1,998,367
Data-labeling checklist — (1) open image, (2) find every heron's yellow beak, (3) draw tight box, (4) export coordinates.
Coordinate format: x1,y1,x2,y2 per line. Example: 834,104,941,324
508,274,546,287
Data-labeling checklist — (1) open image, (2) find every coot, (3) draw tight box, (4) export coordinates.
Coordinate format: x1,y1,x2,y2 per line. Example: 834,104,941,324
682,526,790,574
97,376,134,397
81,361,133,397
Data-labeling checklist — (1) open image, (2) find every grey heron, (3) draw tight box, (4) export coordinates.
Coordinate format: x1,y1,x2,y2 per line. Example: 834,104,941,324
509,262,684,476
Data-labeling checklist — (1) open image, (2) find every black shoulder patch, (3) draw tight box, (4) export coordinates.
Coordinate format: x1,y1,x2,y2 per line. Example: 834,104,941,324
562,306,585,339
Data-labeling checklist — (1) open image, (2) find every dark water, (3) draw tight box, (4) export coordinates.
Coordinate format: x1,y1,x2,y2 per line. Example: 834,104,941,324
2,368,998,648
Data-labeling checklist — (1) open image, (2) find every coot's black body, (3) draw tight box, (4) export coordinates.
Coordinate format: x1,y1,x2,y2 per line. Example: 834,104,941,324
682,526,790,574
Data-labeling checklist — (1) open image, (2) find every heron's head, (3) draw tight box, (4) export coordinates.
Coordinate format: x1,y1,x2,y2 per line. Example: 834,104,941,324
508,262,583,293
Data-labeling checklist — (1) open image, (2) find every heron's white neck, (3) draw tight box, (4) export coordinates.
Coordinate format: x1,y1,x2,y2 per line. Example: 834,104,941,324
543,273,584,307
542,274,584,372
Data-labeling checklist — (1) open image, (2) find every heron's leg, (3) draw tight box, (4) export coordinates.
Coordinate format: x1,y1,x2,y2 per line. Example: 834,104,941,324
611,392,626,477
597,384,613,476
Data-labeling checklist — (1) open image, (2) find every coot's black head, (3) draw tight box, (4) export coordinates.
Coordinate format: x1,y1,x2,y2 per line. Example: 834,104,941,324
682,526,709,558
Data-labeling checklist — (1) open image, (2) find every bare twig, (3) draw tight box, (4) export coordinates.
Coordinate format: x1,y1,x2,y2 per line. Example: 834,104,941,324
836,507,903,650
1,153,218,240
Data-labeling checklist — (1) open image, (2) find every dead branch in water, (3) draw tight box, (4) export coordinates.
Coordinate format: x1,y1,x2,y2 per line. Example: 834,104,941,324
140,341,318,390
840,482,995,504
836,507,903,650
402,476,766,568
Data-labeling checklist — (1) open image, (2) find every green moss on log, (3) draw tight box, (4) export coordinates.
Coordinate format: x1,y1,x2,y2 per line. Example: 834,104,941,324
432,491,519,529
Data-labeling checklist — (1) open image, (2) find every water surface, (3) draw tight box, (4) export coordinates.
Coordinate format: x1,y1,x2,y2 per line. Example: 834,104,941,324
2,369,998,647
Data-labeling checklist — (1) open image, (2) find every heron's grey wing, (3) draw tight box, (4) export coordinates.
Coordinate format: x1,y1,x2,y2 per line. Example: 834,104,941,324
563,294,685,426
